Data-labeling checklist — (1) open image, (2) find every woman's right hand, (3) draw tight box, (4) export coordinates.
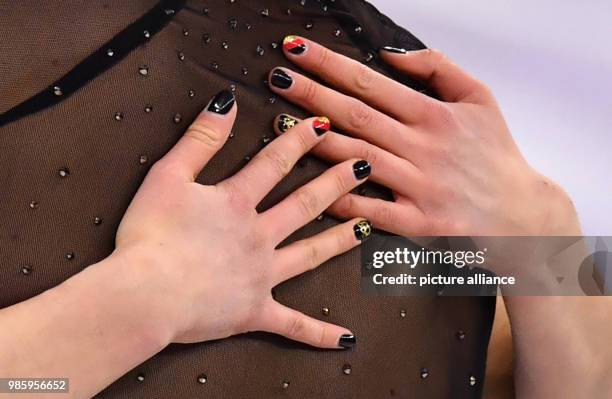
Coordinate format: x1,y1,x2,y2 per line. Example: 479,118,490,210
113,90,371,350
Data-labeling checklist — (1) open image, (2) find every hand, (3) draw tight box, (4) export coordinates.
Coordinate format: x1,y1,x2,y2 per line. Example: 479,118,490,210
269,36,581,236
115,90,371,349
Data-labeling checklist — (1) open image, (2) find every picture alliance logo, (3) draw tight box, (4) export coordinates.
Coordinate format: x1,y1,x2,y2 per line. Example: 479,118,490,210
372,247,487,269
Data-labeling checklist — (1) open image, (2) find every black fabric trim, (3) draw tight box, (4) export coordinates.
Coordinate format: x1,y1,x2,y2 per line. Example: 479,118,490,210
0,0,187,128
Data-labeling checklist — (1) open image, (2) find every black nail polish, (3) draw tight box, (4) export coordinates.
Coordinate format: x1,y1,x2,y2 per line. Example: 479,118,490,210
207,90,235,114
353,160,371,180
354,220,372,241
278,114,298,133
381,46,407,54
339,334,356,349
271,68,293,89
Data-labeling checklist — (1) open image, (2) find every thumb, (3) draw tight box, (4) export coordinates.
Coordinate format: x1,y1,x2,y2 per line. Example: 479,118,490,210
380,48,492,105
156,89,237,181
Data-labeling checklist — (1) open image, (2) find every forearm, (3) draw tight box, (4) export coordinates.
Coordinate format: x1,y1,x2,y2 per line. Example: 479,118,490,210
505,296,612,398
0,251,172,398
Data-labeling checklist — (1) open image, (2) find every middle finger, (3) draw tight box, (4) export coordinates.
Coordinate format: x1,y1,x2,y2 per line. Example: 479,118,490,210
269,67,413,158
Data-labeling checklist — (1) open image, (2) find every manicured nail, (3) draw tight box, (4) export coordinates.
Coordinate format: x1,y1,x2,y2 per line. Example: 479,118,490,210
207,90,235,115
381,46,407,54
353,160,371,180
271,68,293,89
339,334,356,349
354,220,372,241
278,114,299,133
313,117,331,136
283,35,307,55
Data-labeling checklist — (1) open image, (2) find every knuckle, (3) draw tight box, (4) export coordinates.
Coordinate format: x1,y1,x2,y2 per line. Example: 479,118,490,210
262,149,293,180
348,100,374,130
315,325,327,348
373,203,394,226
355,140,378,165
332,171,350,195
423,49,449,82
302,79,320,105
287,313,306,338
354,64,376,92
185,122,225,149
427,48,448,66
305,243,320,270
295,189,320,219
334,229,350,253
424,101,455,127
315,48,332,72
294,125,313,154
335,194,355,215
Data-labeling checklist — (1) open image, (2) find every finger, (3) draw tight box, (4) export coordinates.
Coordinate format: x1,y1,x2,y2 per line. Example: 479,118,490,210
328,194,429,237
271,218,371,286
379,48,493,105
262,159,371,243
281,35,433,123
274,115,425,198
221,116,330,205
157,90,236,181
257,300,356,350
269,67,412,157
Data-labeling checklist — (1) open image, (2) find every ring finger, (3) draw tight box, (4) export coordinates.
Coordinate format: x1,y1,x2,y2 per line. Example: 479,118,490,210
275,114,426,199
262,158,371,243
270,218,371,286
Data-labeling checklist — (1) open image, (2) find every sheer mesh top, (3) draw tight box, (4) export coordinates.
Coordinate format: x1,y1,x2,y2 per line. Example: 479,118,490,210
0,1,495,398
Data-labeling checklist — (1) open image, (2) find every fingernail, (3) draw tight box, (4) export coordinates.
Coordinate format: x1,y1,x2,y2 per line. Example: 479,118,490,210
313,117,331,136
278,114,299,133
283,35,308,55
271,68,293,89
381,46,407,54
353,160,371,180
207,90,235,115
338,334,356,349
354,220,372,241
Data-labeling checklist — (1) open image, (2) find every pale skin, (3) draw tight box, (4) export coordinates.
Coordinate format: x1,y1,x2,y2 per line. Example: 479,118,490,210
0,35,610,399
0,100,372,398
268,36,612,398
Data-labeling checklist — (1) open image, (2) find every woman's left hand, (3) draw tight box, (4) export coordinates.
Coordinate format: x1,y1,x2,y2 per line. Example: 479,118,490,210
268,36,580,237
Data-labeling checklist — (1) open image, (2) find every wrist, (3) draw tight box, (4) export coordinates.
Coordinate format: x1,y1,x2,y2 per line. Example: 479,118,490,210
72,247,177,353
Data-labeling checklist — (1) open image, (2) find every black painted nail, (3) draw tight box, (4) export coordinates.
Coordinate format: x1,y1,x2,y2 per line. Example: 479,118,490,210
353,160,371,180
354,220,372,241
207,90,235,114
283,35,307,55
381,46,407,54
278,114,299,133
271,68,293,89
339,334,356,349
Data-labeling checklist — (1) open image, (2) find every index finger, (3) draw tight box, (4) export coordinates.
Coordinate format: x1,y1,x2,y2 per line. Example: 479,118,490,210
281,35,432,123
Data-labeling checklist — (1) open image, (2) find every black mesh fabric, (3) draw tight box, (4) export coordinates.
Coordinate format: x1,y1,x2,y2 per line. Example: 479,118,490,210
0,1,496,398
